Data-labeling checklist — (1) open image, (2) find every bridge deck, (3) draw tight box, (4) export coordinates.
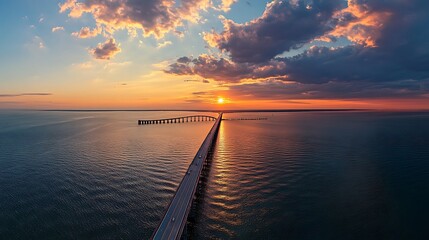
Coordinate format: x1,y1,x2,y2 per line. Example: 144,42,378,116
151,113,222,240
138,115,216,125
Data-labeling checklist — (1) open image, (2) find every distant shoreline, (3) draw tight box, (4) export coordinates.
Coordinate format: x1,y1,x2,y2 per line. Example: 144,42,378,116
41,109,365,113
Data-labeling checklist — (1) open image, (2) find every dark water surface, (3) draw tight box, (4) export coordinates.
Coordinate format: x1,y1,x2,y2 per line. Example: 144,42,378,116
1,111,428,239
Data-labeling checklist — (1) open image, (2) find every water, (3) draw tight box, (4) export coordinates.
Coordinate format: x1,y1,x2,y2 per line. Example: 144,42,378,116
1,111,429,239
0,111,215,239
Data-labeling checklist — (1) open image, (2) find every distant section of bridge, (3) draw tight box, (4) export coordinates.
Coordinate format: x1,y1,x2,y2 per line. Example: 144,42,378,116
138,115,216,125
223,117,268,121
151,113,222,240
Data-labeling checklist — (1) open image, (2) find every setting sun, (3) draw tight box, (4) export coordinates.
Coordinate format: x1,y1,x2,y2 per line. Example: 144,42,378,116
217,97,225,104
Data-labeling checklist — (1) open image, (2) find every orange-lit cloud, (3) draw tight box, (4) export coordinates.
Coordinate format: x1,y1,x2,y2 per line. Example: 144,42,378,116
72,26,102,38
320,0,392,46
60,0,221,39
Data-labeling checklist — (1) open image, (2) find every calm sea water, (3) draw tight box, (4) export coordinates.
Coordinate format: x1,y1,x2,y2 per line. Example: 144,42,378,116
1,111,428,239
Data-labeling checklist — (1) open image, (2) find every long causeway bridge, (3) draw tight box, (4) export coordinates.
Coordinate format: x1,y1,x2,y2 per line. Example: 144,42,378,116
138,115,216,125
151,113,223,240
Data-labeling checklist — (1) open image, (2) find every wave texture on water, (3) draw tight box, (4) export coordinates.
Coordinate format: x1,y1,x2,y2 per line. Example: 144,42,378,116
190,112,429,240
0,111,215,240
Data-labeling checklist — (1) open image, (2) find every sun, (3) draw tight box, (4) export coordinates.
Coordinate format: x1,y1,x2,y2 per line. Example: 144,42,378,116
217,97,225,104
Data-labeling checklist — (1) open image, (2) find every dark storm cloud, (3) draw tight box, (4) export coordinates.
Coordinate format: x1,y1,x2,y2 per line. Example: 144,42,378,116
167,0,429,99
281,45,429,84
205,0,345,63
167,55,254,82
229,79,429,100
281,0,429,84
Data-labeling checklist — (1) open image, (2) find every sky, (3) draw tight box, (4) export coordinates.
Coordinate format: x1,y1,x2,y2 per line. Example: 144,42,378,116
0,0,428,110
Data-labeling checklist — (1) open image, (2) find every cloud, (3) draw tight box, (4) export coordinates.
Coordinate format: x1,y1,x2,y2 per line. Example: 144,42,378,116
59,0,228,39
192,91,210,95
26,36,45,50
228,79,429,100
203,0,345,63
90,38,121,60
166,0,429,100
156,41,172,49
59,0,240,59
72,27,102,38
319,1,392,46
52,26,64,32
167,54,286,82
184,78,211,83
219,0,237,12
0,93,52,97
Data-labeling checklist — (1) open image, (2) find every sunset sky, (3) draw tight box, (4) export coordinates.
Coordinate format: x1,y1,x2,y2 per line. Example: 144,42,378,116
1,0,428,110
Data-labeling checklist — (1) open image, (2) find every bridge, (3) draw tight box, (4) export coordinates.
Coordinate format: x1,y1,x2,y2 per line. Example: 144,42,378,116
138,115,216,125
223,117,268,121
151,113,222,240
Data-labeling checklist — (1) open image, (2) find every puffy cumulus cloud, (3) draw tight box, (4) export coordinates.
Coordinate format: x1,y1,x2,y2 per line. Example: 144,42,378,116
72,26,102,38
59,0,228,39
90,38,121,60
219,0,236,12
204,0,345,63
167,0,429,99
